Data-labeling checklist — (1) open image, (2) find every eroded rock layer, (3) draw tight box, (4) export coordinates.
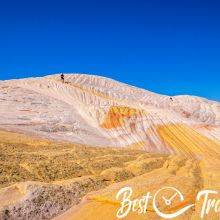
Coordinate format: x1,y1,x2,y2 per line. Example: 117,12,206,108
0,74,220,220
1,74,219,151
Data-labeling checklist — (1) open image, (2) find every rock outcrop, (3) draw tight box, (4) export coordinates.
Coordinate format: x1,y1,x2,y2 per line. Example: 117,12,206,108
0,74,220,220
1,74,219,152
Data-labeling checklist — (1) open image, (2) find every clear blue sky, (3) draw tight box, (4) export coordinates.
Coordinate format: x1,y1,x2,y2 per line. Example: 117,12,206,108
1,0,220,101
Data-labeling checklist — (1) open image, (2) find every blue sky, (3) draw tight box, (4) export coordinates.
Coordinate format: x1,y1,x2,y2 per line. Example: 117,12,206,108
0,0,220,101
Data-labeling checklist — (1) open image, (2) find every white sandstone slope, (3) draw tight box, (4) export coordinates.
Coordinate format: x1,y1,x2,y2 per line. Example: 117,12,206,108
0,73,220,153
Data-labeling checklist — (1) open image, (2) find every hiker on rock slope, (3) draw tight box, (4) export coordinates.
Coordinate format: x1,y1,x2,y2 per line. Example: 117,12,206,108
60,73,64,83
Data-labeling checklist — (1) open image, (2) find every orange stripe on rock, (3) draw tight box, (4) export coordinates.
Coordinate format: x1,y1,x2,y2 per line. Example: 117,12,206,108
101,106,145,129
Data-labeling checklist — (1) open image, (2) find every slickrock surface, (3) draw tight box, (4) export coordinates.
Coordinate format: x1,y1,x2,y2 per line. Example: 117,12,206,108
1,74,220,150
0,74,220,219
0,130,166,219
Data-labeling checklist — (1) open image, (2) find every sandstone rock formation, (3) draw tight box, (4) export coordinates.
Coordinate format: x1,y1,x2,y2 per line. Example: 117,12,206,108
0,74,219,220
1,74,219,151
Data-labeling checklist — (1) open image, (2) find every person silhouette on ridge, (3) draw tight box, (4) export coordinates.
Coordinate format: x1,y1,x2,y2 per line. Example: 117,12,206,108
61,73,64,83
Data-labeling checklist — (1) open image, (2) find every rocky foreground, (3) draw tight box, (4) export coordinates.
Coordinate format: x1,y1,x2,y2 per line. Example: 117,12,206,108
0,74,220,219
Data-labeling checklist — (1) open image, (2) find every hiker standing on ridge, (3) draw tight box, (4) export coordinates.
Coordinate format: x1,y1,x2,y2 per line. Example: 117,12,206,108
61,73,64,83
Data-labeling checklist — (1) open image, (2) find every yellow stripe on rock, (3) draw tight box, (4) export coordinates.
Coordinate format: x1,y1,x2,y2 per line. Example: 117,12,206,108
157,123,220,159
